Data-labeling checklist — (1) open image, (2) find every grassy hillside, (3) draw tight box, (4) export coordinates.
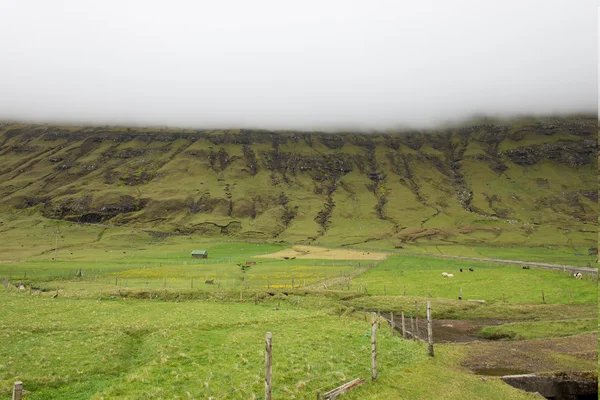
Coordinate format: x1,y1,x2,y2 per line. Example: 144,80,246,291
0,116,596,247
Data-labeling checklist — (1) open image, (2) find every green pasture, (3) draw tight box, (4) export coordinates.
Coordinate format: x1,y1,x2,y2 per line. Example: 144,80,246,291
350,255,597,304
478,318,597,341
0,292,535,400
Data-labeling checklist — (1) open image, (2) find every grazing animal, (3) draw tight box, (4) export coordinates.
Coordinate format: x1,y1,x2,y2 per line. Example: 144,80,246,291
245,261,256,266
522,266,530,270
469,268,474,272
205,279,215,284
447,274,454,278
442,272,449,277
460,269,463,272
574,273,583,279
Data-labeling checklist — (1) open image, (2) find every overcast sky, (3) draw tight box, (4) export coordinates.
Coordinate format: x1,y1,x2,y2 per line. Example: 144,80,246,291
0,0,597,130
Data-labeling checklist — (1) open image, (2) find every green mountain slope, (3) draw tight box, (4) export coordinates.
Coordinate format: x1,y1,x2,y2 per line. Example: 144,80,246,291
0,116,596,247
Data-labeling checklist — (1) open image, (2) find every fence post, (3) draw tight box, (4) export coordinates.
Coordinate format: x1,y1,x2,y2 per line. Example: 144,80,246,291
391,312,395,336
371,312,377,381
414,302,420,340
401,312,406,338
542,289,545,303
459,287,462,300
265,332,272,400
12,381,23,400
384,285,386,296
377,310,381,328
403,286,406,296
411,315,415,341
427,301,434,357
292,278,294,289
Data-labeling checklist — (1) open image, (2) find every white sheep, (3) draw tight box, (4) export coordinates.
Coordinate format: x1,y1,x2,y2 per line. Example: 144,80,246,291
442,272,449,277
574,273,583,279
447,274,454,278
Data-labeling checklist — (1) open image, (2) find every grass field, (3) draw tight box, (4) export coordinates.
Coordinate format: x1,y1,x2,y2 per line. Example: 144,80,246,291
0,214,597,399
1,291,542,400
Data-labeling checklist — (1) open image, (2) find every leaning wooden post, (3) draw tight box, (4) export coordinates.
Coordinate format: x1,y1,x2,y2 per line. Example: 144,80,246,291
371,312,377,381
265,332,272,400
541,289,545,304
390,312,395,336
401,312,406,338
12,381,23,400
427,301,434,357
410,315,415,341
377,309,381,328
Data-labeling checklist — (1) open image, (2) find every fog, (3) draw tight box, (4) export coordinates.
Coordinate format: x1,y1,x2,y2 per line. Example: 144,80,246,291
0,0,597,130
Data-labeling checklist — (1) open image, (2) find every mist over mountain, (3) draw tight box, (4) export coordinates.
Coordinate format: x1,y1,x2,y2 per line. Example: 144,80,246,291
0,1,597,130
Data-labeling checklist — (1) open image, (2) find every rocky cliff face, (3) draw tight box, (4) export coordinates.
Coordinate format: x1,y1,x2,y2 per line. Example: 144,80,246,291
0,116,596,246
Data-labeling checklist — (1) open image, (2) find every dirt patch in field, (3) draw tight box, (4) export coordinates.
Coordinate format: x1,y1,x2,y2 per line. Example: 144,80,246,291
255,245,388,261
461,333,598,374
384,316,500,343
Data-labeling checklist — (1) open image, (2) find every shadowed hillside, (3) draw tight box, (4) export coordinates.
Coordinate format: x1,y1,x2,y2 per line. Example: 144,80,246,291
0,116,596,247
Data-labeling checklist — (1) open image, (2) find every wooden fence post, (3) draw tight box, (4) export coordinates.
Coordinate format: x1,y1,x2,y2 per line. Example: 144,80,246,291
377,310,381,328
371,313,377,381
427,301,434,357
403,286,406,296
292,278,294,289
401,312,406,339
384,285,386,296
542,289,545,303
265,332,272,400
414,302,420,340
411,316,415,341
391,312,395,336
12,381,23,400
459,287,462,300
